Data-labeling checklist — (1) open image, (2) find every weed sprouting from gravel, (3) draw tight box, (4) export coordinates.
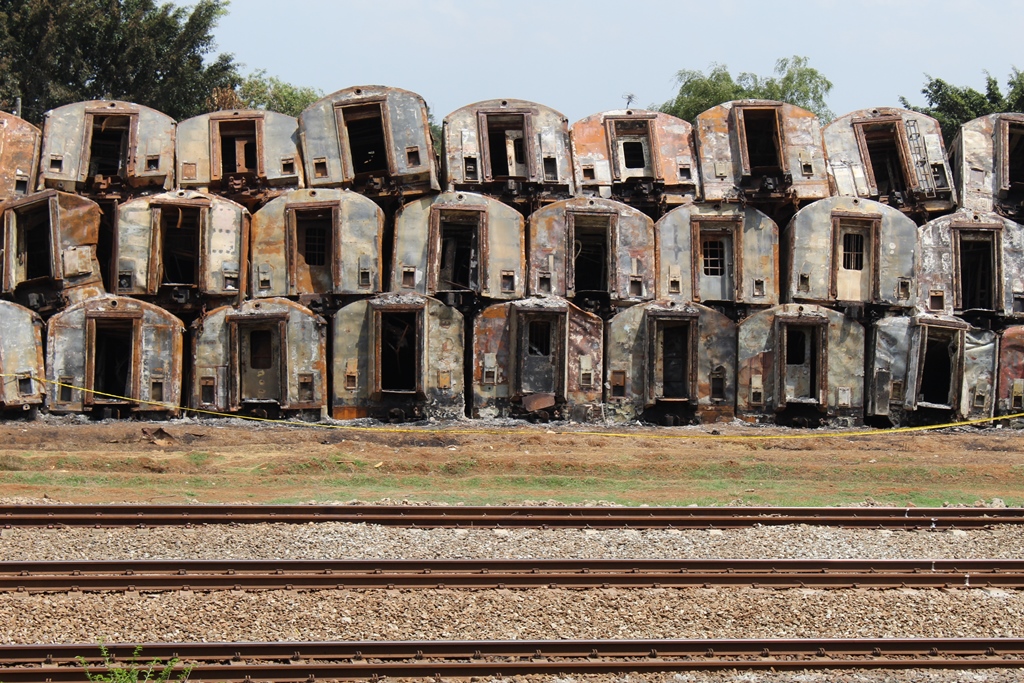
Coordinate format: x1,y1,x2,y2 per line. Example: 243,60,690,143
77,643,191,682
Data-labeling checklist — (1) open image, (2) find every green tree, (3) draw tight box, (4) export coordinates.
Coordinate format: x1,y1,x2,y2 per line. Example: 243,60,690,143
0,0,240,124
235,69,322,117
658,56,834,123
900,69,1024,142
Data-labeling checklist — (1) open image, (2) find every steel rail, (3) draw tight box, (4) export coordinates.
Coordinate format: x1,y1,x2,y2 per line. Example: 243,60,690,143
0,638,1021,681
1,504,1021,529
2,558,1023,591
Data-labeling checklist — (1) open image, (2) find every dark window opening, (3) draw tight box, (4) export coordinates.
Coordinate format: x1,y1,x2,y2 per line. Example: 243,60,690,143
860,122,908,199
314,159,328,178
437,211,479,291
14,178,27,194
741,109,782,171
710,368,726,401
281,158,295,175
342,104,389,174
15,202,52,281
380,311,419,392
485,114,527,178
145,156,160,172
920,330,954,405
151,381,164,403
249,329,274,370
786,328,807,365
661,323,690,399
296,208,332,268
406,147,420,167
298,374,314,402
842,232,865,270
622,142,646,169
217,119,258,176
160,206,201,286
93,320,133,399
58,377,73,403
543,157,558,181
1006,123,1024,189
88,115,131,178
528,320,552,356
200,377,215,404
702,239,725,276
610,370,626,397
614,119,651,171
96,199,117,291
582,167,595,180
930,292,945,310
958,232,996,310
18,377,32,396
464,157,478,181
573,214,610,292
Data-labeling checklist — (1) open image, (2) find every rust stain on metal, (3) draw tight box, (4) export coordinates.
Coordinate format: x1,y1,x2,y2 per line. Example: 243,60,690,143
951,113,1024,222
0,112,40,202
0,300,45,413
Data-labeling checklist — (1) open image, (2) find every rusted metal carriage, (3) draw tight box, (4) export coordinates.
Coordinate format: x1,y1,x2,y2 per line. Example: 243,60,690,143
571,109,699,212
917,209,1024,321
1,190,105,314
824,107,956,223
391,191,525,308
115,190,249,315
694,100,828,223
191,298,327,419
867,314,995,426
996,325,1024,418
299,85,439,200
176,109,304,208
950,113,1024,221
0,112,40,201
655,203,778,315
332,293,464,421
443,98,574,207
528,197,654,316
605,300,736,424
0,300,45,415
46,295,183,417
783,196,916,312
250,188,383,304
736,304,864,425
37,100,175,196
472,296,602,421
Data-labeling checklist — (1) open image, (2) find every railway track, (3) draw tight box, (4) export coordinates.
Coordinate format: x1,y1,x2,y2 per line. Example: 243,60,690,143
1,638,1021,681
2,504,1021,529
2,558,1022,591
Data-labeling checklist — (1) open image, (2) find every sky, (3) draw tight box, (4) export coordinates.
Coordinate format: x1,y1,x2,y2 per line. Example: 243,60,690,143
210,0,1024,123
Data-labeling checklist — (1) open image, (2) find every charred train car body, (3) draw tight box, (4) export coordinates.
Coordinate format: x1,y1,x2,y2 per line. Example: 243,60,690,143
0,301,45,414
951,113,1024,221
0,112,40,202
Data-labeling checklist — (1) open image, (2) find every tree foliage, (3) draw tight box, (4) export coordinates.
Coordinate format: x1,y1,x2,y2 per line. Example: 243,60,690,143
900,69,1024,142
0,0,241,124
658,56,834,123
236,69,322,118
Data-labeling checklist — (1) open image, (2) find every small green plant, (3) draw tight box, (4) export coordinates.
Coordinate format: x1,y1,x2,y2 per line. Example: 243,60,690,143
77,644,191,682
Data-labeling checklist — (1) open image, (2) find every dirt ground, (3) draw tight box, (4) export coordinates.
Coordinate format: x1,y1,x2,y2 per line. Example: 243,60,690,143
0,415,1021,507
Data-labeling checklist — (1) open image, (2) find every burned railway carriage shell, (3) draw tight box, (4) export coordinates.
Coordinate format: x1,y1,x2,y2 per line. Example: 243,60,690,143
0,112,40,201
951,113,1024,221
37,101,175,195
783,197,917,309
0,301,45,412
736,304,864,424
695,100,828,206
605,301,736,424
299,86,439,198
115,191,249,308
251,189,384,300
473,297,602,420
655,204,778,307
443,99,574,199
46,296,183,416
192,298,327,417
868,315,996,424
175,110,304,202
997,326,1024,417
528,197,655,305
917,210,1024,319
392,192,525,302
571,109,699,205
824,107,955,221
1,190,105,313
331,294,464,420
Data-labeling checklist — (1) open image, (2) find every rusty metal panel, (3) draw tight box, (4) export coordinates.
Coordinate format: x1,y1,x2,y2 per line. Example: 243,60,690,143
46,295,183,415
997,326,1024,416
824,107,956,222
192,298,326,417
391,191,524,300
250,188,383,299
37,100,175,195
951,113,1024,221
736,303,863,423
527,197,654,303
962,326,997,419
0,112,40,202
298,85,438,197
443,98,574,199
784,196,916,308
0,300,45,410
571,109,699,205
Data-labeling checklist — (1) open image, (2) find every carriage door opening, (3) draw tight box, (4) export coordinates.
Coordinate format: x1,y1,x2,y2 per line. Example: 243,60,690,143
87,115,131,182
239,324,282,402
484,114,527,178
159,206,201,287
570,213,610,294
436,210,480,292
612,119,653,178
1000,120,1024,206
834,216,875,301
654,320,691,400
13,200,52,283
956,229,997,311
293,207,333,291
339,103,389,175
91,319,134,402
855,121,909,203
697,224,735,302
379,311,420,394
216,119,258,178
738,108,783,177
783,324,821,403
918,327,956,408
518,314,561,396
